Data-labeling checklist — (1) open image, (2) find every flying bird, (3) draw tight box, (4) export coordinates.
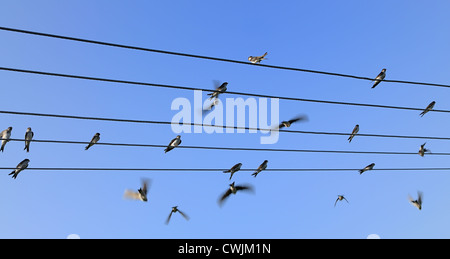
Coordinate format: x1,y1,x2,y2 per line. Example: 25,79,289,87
418,143,431,157
276,115,308,130
248,52,268,64
419,101,435,117
359,163,375,174
218,181,253,206
348,124,359,143
0,127,12,152
123,179,150,202
202,98,220,116
207,82,228,100
85,133,100,150
165,135,182,153
371,68,386,88
9,159,30,179
24,127,34,152
165,206,190,225
223,163,242,180
334,195,349,207
408,191,423,210
252,160,268,177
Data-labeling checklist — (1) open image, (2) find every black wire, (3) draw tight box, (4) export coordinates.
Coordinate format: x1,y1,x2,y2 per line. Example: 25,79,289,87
1,26,449,88
1,109,450,141
2,138,447,155
3,167,450,172
0,66,446,114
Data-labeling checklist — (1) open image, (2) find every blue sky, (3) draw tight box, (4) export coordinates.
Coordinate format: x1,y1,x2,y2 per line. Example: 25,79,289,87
1,0,450,239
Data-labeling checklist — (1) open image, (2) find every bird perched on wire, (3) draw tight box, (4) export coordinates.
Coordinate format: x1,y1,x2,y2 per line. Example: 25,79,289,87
165,206,190,225
123,179,150,202
24,127,34,152
359,163,375,175
165,135,182,153
275,115,308,130
9,158,30,179
218,181,253,206
334,195,349,207
408,191,423,210
418,143,431,157
207,82,228,100
371,68,386,88
248,52,268,64
0,127,12,152
419,101,435,117
223,163,242,180
348,124,359,143
85,133,100,150
252,160,268,177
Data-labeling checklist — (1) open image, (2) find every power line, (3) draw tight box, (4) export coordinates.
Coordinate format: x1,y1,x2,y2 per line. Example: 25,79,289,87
0,66,447,114
2,167,450,172
2,138,447,155
1,26,449,89
2,109,450,141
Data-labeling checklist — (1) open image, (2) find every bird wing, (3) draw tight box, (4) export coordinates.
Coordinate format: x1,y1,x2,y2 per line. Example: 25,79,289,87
342,197,349,203
165,211,173,225
417,191,423,205
334,198,339,207
123,190,141,200
141,179,150,195
236,185,253,192
219,189,233,205
177,209,190,221
289,115,308,124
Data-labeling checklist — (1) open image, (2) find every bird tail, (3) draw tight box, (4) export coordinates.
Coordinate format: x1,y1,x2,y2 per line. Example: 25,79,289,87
348,136,353,143
165,147,172,153
85,145,90,150
24,144,29,152
262,52,268,57
359,169,364,174
0,145,4,152
9,171,16,179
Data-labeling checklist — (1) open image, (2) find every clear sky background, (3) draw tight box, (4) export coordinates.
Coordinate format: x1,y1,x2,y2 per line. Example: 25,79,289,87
1,0,450,239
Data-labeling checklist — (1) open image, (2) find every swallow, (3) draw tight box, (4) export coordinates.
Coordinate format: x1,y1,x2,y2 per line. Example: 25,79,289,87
371,68,386,88
223,163,242,180
334,195,349,207
24,127,34,152
359,163,375,174
0,127,12,152
85,133,100,150
248,52,268,64
123,178,150,202
9,159,30,179
207,82,228,100
418,143,431,157
348,124,359,143
408,191,423,210
252,160,268,177
218,181,253,206
276,115,308,130
419,101,435,117
165,135,182,153
165,206,190,225
202,98,220,116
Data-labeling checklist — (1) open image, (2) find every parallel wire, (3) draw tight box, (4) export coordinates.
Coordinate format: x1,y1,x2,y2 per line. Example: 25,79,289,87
2,167,450,172
1,109,450,141
0,66,447,114
1,26,449,88
2,138,446,155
